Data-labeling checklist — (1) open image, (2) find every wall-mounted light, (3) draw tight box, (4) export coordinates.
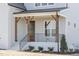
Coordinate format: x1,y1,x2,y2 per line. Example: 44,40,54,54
74,23,76,28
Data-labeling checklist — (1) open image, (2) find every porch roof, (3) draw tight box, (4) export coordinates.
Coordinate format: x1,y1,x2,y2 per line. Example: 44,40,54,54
13,11,65,19
14,7,67,14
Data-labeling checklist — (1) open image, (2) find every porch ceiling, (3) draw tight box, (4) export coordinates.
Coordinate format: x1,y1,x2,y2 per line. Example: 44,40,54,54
14,12,65,20
30,15,65,20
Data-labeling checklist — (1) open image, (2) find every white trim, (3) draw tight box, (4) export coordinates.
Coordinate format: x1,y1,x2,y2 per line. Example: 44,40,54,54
14,12,56,17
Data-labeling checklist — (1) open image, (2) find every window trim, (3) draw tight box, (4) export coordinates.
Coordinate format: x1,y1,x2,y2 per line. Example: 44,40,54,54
45,29,56,37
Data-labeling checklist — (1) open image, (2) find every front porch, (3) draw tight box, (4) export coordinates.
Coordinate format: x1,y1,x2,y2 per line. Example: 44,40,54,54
13,11,65,52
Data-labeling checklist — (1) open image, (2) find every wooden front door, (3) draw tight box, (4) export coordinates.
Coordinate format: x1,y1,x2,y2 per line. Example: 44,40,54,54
28,21,35,41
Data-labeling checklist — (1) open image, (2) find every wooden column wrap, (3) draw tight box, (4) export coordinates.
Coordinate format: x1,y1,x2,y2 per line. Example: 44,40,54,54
56,12,59,52
15,17,20,42
51,12,59,52
51,14,59,42
15,17,21,23
55,12,59,42
24,16,30,42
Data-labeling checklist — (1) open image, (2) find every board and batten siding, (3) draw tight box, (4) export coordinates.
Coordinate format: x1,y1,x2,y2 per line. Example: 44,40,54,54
31,17,65,42
8,4,26,49
60,3,79,49
0,3,26,49
0,3,8,49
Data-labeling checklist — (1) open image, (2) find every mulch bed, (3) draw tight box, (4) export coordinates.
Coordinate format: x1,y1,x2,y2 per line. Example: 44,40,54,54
22,50,77,55
0,49,6,50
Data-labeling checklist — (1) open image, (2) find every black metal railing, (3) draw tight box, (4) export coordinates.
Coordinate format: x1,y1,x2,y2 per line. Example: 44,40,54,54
19,34,28,50
19,33,63,50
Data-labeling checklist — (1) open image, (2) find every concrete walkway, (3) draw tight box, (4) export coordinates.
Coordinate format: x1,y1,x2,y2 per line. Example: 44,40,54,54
0,50,57,56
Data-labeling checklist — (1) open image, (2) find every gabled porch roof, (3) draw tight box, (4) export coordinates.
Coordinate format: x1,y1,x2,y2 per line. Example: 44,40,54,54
13,3,68,18
13,7,67,14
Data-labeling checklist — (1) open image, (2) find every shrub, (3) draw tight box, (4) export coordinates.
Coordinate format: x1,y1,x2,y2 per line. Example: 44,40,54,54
48,47,54,52
69,49,73,52
28,46,34,51
38,46,43,52
74,49,79,53
32,50,39,52
60,34,68,53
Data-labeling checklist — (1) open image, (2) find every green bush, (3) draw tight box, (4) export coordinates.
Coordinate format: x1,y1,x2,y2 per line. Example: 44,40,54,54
38,46,43,52
69,49,73,52
48,47,54,52
28,46,34,51
60,34,68,53
74,49,79,53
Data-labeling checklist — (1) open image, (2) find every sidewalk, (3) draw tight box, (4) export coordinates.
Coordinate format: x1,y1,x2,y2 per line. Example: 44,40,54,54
0,50,57,56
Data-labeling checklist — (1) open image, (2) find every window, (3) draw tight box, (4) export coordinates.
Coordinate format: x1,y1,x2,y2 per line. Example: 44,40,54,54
45,21,56,37
35,3,40,6
52,29,56,36
45,29,56,36
48,3,54,5
42,3,47,6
